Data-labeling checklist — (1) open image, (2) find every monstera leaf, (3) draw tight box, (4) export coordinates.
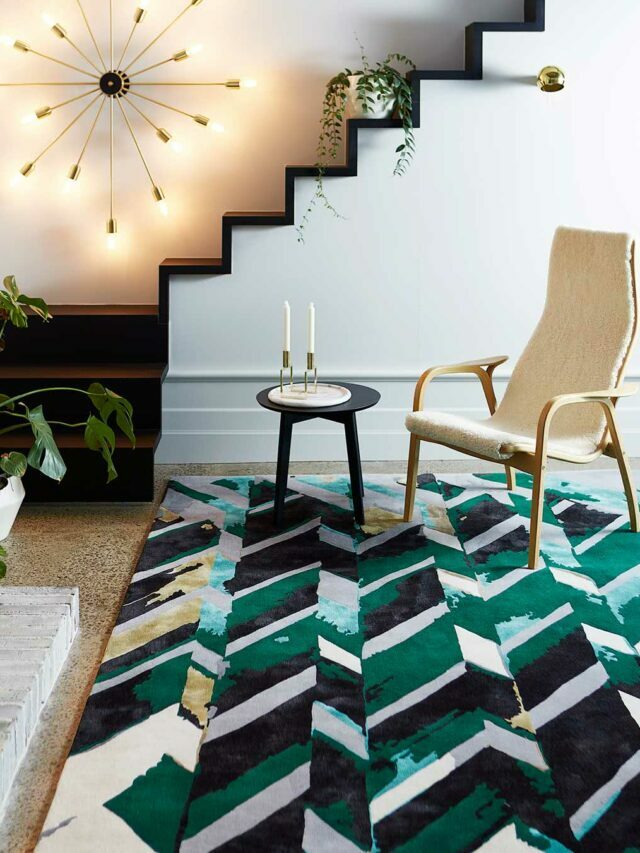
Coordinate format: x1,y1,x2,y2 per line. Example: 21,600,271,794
0,276,51,330
88,383,136,446
0,452,28,478
84,415,117,483
23,405,67,482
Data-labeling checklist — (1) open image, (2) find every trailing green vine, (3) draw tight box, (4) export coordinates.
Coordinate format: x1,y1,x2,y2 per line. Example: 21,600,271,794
297,45,417,242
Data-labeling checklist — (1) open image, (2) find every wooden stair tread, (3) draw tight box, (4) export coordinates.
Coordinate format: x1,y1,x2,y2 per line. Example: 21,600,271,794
4,430,158,450
46,305,159,316
161,258,222,267
224,211,286,218
0,363,166,380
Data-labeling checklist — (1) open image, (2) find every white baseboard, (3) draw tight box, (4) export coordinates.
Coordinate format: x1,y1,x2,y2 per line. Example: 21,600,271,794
157,374,640,463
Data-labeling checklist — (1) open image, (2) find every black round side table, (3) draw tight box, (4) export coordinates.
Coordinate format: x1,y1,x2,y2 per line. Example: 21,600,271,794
256,383,381,527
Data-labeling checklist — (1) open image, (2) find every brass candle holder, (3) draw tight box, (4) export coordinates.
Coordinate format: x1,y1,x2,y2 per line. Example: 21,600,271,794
304,352,318,394
280,350,293,392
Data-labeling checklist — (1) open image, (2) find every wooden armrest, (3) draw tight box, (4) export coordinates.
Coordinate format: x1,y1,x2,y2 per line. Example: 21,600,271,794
547,385,638,405
412,355,509,412
507,384,640,459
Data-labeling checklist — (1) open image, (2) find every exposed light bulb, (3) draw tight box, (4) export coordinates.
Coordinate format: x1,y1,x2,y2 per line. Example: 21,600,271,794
106,218,118,250
152,186,168,216
210,121,224,134
0,35,16,48
22,106,51,124
64,163,81,192
174,44,203,62
11,162,35,187
42,13,56,28
156,127,183,153
134,2,148,23
240,79,257,89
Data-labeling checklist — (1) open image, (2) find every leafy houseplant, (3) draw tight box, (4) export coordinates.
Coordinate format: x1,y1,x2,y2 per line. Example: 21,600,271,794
0,276,136,577
297,46,417,242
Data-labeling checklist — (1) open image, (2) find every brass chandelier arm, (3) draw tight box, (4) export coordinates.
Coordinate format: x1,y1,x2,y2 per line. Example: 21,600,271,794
30,93,103,165
109,0,114,71
117,99,158,189
25,47,100,79
131,81,234,87
128,57,175,79
124,2,201,73
0,82,96,87
117,16,148,72
74,97,107,167
110,99,114,222
47,87,101,115
125,98,162,133
75,0,107,71
56,30,103,75
128,90,198,121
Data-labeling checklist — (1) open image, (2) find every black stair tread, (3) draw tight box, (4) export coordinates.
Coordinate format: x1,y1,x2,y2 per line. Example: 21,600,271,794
0,363,167,379
3,429,159,450
47,305,159,316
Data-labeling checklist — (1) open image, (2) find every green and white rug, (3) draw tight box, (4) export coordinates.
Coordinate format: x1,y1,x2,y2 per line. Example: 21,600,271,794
40,472,640,851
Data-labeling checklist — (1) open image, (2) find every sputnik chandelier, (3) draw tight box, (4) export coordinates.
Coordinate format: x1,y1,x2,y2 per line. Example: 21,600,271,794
1,0,256,248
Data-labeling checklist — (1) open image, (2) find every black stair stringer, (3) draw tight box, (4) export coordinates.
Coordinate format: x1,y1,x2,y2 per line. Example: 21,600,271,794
159,0,545,321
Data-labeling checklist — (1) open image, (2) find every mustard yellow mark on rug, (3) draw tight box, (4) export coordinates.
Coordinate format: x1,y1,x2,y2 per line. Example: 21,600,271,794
362,508,405,535
182,666,215,727
149,556,215,606
158,507,182,524
103,598,203,663
507,681,536,734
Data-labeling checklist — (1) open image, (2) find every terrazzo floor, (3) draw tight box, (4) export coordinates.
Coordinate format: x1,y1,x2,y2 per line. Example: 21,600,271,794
0,458,627,852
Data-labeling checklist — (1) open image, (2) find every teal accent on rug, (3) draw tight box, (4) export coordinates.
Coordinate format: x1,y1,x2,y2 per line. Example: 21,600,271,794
39,472,640,852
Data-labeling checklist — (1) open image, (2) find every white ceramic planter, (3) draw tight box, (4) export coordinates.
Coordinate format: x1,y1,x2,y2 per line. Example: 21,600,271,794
0,477,25,540
347,75,395,119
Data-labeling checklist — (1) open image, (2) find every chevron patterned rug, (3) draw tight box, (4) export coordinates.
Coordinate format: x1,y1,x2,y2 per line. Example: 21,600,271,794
40,472,640,852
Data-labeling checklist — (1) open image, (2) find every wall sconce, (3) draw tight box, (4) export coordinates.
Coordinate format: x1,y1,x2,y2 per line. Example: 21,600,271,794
537,66,565,93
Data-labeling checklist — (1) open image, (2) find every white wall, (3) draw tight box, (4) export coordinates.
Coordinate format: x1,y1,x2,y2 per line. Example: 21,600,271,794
161,0,640,462
1,1,639,462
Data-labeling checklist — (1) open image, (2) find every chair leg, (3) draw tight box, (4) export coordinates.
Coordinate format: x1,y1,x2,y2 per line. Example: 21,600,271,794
404,434,421,522
505,466,516,490
607,410,640,532
527,455,547,570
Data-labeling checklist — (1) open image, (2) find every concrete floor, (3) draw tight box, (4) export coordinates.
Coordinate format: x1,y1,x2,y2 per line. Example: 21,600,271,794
0,458,626,852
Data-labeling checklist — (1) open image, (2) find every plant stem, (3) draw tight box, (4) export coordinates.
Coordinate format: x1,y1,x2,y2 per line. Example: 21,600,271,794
0,386,95,410
0,410,89,429
0,423,30,437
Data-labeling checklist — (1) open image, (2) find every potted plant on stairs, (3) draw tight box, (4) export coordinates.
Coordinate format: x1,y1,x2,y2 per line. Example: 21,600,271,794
297,44,417,241
0,276,136,576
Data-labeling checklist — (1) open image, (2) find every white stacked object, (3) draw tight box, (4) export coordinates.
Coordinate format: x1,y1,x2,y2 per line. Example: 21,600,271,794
0,587,79,812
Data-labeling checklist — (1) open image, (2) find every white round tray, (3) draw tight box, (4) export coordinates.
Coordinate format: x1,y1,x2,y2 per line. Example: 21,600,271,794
268,383,352,408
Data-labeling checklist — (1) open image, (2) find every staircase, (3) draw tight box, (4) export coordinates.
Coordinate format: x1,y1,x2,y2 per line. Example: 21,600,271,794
0,306,166,501
0,1,545,502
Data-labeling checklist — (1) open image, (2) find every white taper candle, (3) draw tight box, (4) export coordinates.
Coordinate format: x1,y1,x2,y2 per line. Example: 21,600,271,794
283,301,291,351
308,302,315,354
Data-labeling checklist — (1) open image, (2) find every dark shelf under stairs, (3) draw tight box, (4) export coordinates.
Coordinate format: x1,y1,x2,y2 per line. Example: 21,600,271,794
0,306,167,502
1,1,545,502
